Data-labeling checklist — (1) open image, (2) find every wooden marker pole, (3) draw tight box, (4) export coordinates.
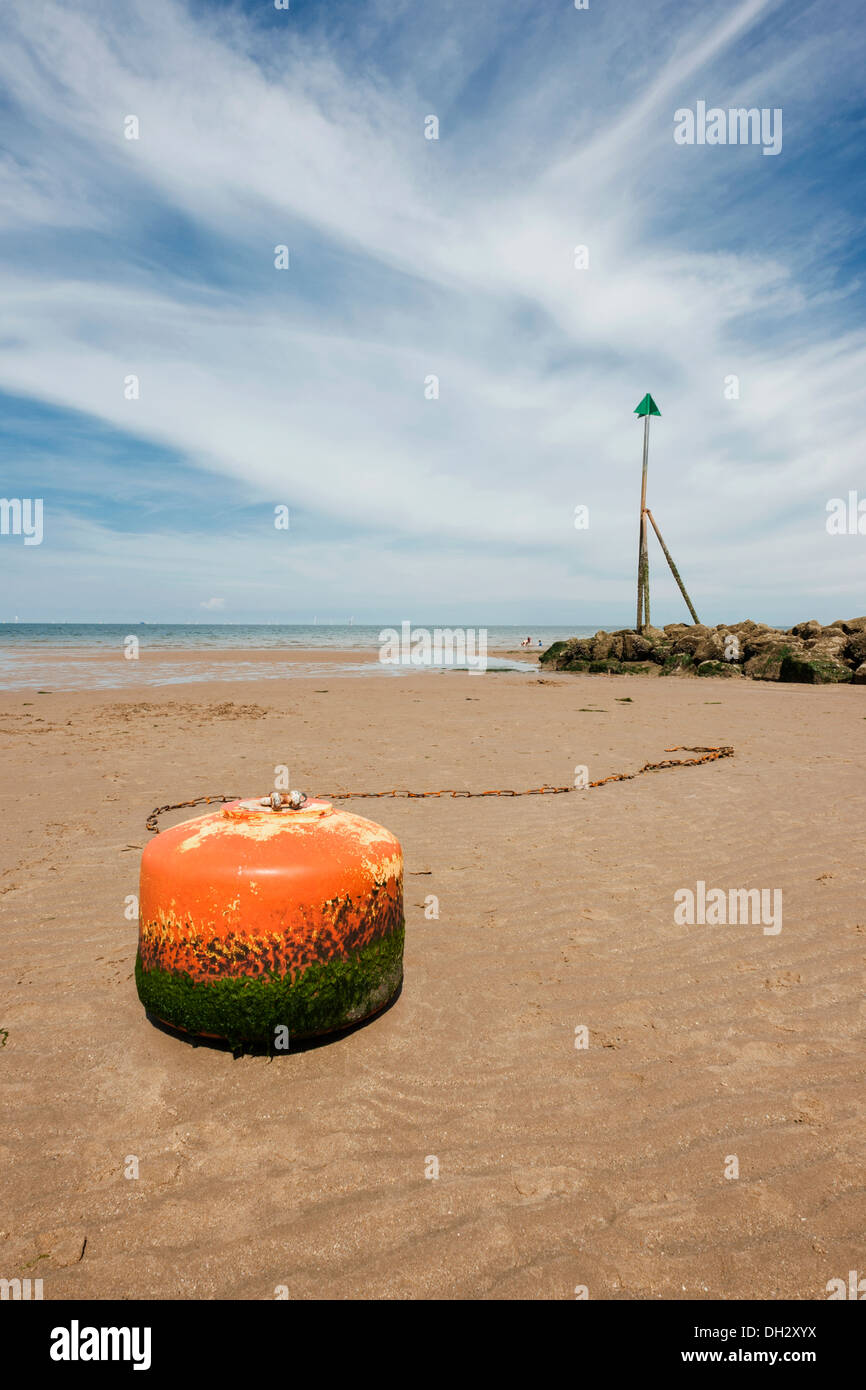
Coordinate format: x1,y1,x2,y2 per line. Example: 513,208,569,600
631,394,700,628
633,393,660,632
638,414,650,630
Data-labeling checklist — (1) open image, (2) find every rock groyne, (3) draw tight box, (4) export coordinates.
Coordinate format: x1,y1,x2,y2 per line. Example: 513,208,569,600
539,618,866,683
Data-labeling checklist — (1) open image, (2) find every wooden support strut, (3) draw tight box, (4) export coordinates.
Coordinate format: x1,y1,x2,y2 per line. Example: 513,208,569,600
645,508,700,625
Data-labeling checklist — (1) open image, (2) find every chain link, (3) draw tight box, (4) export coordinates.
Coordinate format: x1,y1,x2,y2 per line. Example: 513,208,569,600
145,746,733,834
145,794,241,834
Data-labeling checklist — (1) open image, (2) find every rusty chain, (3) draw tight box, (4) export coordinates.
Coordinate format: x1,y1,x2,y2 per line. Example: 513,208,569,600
145,794,241,834
145,745,734,834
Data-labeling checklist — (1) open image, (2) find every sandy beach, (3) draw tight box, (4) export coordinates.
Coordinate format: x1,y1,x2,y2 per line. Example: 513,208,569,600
1,656,862,1299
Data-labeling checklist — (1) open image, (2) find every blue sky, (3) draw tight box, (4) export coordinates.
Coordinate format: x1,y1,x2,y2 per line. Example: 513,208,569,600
0,0,864,624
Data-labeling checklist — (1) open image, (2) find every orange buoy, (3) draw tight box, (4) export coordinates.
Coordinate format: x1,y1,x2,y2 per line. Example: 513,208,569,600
136,793,403,1045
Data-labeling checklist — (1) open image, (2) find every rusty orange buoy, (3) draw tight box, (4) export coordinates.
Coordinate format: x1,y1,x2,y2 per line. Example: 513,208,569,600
136,793,403,1045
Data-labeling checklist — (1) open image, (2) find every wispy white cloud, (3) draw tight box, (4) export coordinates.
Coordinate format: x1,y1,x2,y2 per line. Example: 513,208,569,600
0,0,864,622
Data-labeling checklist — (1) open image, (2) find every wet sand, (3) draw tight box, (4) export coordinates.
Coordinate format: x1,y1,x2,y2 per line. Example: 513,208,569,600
0,657,863,1298
0,645,536,691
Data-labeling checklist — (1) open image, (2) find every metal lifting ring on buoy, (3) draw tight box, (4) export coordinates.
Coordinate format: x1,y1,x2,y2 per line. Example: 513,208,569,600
262,789,308,811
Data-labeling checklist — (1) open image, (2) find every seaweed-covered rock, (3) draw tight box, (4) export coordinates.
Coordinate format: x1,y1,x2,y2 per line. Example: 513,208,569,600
620,631,653,661
538,641,568,667
539,636,595,670
539,619,866,681
697,660,744,678
661,652,695,675
744,640,802,681
648,643,673,665
779,653,853,684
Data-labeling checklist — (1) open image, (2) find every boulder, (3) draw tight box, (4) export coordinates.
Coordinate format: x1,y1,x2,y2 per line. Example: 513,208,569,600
725,619,767,635
549,636,594,669
620,631,653,661
744,654,780,680
696,660,743,678
539,641,568,667
828,616,866,634
667,629,705,656
779,652,853,684
845,630,866,665
853,662,866,685
744,638,805,681
665,621,710,635
806,631,850,662
662,652,696,676
692,631,726,664
590,631,617,661
742,628,786,661
648,643,673,665
791,619,822,639
714,629,744,663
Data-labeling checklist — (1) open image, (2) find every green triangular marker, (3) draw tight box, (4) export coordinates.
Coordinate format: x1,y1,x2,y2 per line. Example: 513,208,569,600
634,393,661,417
